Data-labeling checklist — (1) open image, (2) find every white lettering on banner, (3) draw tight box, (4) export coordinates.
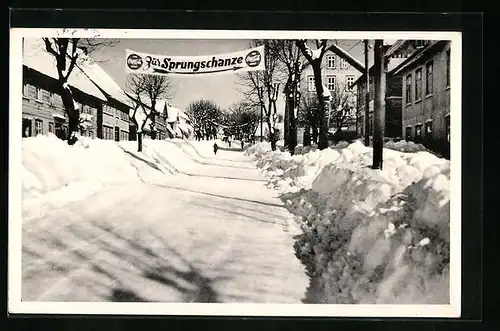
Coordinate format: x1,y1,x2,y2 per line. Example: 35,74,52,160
125,45,265,76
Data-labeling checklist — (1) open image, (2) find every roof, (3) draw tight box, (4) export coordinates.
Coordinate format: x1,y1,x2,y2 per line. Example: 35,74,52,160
391,41,448,76
326,44,365,73
76,54,133,107
384,40,407,58
352,57,410,87
23,38,107,101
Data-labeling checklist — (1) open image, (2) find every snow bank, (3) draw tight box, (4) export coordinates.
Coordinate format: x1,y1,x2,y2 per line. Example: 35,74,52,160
22,134,139,199
21,134,212,201
385,140,428,153
247,141,450,304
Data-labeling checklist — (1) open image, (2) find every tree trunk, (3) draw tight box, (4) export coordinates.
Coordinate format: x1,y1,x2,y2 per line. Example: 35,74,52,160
266,120,277,151
303,124,311,146
311,124,319,144
59,83,79,145
137,132,143,152
150,100,157,140
284,94,290,150
270,132,277,151
312,64,328,150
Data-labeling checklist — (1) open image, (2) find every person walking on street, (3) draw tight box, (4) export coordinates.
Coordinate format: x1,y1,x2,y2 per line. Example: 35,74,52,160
213,142,219,155
241,140,244,150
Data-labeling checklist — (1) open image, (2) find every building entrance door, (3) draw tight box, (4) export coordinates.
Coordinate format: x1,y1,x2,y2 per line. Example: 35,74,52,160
115,126,120,141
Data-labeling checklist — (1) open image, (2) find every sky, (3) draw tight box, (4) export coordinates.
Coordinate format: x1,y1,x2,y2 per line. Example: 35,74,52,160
90,39,370,112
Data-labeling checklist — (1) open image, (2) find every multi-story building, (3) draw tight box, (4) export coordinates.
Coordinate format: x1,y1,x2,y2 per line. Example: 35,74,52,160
353,55,407,139
22,38,132,142
77,55,133,141
298,42,364,143
390,40,451,158
22,38,107,139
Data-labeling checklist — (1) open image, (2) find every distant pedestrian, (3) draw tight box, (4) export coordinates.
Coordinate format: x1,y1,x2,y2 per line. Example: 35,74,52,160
241,140,244,149
228,139,231,147
213,142,218,155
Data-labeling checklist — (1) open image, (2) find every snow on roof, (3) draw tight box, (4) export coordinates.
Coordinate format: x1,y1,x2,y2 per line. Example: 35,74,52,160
76,54,133,107
23,38,107,101
326,44,365,73
154,99,168,114
387,57,408,72
166,105,186,123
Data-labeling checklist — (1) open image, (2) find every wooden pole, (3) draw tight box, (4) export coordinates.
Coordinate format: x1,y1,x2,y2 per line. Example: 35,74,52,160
372,39,386,170
260,87,263,142
364,39,370,147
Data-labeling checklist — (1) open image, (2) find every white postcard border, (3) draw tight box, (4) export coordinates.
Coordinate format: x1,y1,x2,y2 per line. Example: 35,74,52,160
9,28,463,318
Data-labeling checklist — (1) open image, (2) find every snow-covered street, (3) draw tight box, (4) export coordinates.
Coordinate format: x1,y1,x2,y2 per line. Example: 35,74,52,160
21,138,308,303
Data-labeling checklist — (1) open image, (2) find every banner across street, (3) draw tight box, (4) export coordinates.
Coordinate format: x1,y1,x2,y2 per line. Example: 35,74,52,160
125,45,265,76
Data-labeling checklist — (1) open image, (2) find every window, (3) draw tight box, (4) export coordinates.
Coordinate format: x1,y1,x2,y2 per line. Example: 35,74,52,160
446,49,450,87
327,75,336,91
48,122,54,134
119,110,128,121
425,61,433,95
340,58,348,69
103,104,113,115
307,75,316,92
405,127,412,141
425,121,433,137
103,125,113,140
35,119,43,135
326,55,336,69
415,40,426,48
406,74,412,104
35,87,43,101
23,83,28,96
415,124,423,143
346,75,355,91
121,131,129,141
415,68,422,101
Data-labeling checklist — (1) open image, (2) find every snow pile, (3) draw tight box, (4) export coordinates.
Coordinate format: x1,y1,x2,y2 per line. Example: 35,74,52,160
245,141,273,158
21,135,210,201
22,134,140,198
247,141,451,304
385,140,428,153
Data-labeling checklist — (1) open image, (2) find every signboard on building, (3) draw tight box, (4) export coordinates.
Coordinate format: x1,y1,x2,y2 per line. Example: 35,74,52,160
125,45,265,76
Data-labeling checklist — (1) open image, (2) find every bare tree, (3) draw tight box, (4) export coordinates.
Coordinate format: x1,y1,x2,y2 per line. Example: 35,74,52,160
227,101,260,141
41,35,119,145
268,40,309,155
140,75,174,140
296,39,331,150
237,40,284,151
125,74,174,151
185,99,223,141
298,95,322,146
328,84,357,132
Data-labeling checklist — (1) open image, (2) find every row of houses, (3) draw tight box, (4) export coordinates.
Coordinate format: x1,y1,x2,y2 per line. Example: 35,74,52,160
21,38,192,142
353,40,451,158
297,40,451,158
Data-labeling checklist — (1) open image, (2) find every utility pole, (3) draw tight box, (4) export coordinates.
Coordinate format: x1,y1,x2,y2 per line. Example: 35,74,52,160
364,39,370,147
284,87,289,150
260,86,263,142
372,39,386,170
